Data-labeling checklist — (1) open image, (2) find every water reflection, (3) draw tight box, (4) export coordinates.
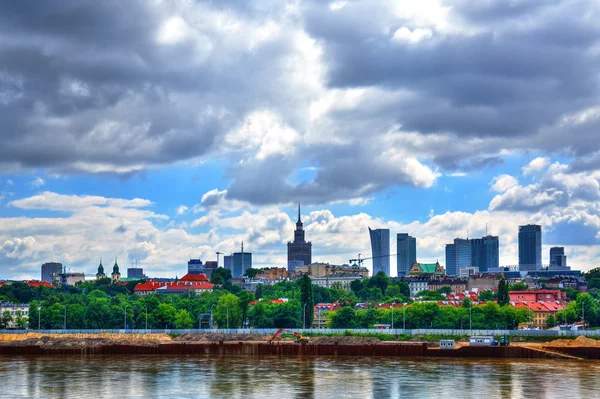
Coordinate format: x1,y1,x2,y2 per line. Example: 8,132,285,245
1,355,599,398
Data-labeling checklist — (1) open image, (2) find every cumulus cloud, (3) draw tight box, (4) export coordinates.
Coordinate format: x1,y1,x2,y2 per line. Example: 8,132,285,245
490,174,519,192
522,157,550,176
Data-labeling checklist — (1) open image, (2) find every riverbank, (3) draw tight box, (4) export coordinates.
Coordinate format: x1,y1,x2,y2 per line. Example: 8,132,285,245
2,333,600,359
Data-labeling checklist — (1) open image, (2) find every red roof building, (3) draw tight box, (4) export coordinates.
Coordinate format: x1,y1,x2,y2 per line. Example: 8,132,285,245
133,279,214,295
180,273,209,282
509,290,567,304
27,280,55,288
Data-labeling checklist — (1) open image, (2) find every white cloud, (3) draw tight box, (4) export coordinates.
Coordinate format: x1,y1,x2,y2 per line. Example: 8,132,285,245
391,27,433,44
176,205,189,216
522,157,550,176
29,176,45,188
490,174,519,192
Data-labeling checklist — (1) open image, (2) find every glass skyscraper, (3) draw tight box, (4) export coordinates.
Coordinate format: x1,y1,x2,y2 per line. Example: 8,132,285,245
470,236,499,273
396,233,416,277
550,247,567,267
519,224,542,270
369,227,390,276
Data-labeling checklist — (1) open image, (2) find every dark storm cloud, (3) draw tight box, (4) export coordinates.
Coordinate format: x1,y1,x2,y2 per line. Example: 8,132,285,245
2,0,600,205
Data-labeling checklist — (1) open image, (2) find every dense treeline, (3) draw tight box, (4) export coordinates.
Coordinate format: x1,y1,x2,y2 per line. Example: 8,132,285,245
0,271,598,329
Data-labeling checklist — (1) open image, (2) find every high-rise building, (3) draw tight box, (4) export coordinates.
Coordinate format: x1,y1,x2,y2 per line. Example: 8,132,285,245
41,262,63,284
127,267,145,279
188,259,204,274
470,235,499,273
369,228,390,276
550,247,567,267
396,233,416,277
287,203,312,271
203,261,218,279
519,224,542,270
445,244,456,277
224,255,233,276
445,238,471,276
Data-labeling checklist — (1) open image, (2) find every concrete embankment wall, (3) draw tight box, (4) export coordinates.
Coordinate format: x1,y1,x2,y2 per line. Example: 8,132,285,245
3,342,594,359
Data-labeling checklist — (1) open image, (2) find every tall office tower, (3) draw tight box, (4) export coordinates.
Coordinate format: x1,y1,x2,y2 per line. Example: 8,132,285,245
445,238,471,276
369,228,390,276
470,236,499,273
187,259,204,274
519,224,542,270
550,247,567,267
203,261,218,279
41,262,63,284
445,244,456,277
287,203,312,271
224,255,233,276
396,233,417,277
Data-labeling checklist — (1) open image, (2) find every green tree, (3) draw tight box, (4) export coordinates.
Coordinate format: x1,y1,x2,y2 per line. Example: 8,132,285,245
174,309,194,329
238,290,255,327
462,298,472,309
85,298,110,328
329,307,356,328
368,272,390,292
14,310,27,329
564,288,580,301
28,300,40,329
0,310,13,329
299,274,314,328
508,282,528,291
350,279,363,296
255,284,263,299
478,290,496,302
211,268,232,285
497,279,510,306
151,303,177,329
67,304,86,329
385,284,401,298
244,268,262,278
575,293,597,327
437,286,452,295
214,294,241,328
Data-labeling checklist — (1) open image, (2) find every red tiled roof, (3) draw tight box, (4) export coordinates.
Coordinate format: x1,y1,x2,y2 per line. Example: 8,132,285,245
27,280,54,288
180,273,209,282
0,282,5,287
191,283,214,290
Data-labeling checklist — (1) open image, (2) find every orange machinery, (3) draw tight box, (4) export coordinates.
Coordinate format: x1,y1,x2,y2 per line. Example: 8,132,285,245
268,328,309,344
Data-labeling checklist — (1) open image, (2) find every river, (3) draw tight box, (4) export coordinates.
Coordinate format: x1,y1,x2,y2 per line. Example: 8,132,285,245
1,355,598,398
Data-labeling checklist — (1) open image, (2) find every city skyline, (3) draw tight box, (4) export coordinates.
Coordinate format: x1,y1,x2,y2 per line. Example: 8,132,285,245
1,1,600,280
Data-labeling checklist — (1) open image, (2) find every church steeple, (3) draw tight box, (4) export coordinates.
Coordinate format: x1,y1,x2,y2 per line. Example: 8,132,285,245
111,257,121,282
96,258,106,280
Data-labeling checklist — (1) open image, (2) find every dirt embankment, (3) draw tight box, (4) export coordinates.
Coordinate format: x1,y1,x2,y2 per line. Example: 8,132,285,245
175,333,275,342
545,335,600,348
0,333,172,349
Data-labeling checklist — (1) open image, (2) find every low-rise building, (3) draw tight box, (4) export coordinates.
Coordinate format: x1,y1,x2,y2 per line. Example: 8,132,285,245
511,300,565,329
466,274,500,292
26,280,55,288
133,275,214,295
295,263,369,278
509,289,567,304
407,276,430,296
256,267,288,280
310,272,364,290
312,303,341,328
407,262,445,277
428,279,467,293
0,302,29,328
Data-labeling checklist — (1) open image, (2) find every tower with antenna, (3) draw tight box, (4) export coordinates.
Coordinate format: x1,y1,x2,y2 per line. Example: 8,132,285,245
287,202,312,272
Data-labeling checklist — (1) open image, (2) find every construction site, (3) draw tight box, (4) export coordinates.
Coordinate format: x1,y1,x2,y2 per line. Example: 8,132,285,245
2,333,600,360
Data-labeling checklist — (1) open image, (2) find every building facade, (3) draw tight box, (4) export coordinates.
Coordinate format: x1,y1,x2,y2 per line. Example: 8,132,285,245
470,235,499,273
203,261,218,279
309,272,364,290
41,262,63,284
127,267,146,279
550,247,567,267
445,238,471,276
232,251,252,278
407,262,445,276
369,227,390,276
396,233,416,277
188,259,204,274
0,302,29,328
287,203,312,271
519,224,542,270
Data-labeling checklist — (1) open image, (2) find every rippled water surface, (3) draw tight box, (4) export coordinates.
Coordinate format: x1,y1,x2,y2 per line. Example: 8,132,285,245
1,355,599,398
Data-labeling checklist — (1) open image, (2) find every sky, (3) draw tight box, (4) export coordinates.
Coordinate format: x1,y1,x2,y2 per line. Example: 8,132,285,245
1,0,600,280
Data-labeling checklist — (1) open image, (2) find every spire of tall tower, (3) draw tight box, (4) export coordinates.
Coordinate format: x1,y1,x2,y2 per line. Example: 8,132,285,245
297,202,301,223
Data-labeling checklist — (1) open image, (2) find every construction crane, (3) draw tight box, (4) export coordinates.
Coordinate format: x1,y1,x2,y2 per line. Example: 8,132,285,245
349,253,397,265
268,328,309,344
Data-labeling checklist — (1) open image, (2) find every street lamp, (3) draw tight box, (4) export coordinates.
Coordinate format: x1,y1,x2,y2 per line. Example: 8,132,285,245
403,303,406,330
303,303,307,329
391,302,396,330
469,305,472,333
226,305,229,329
38,305,41,330
63,306,67,330
210,304,216,329
124,305,128,330
145,306,148,330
